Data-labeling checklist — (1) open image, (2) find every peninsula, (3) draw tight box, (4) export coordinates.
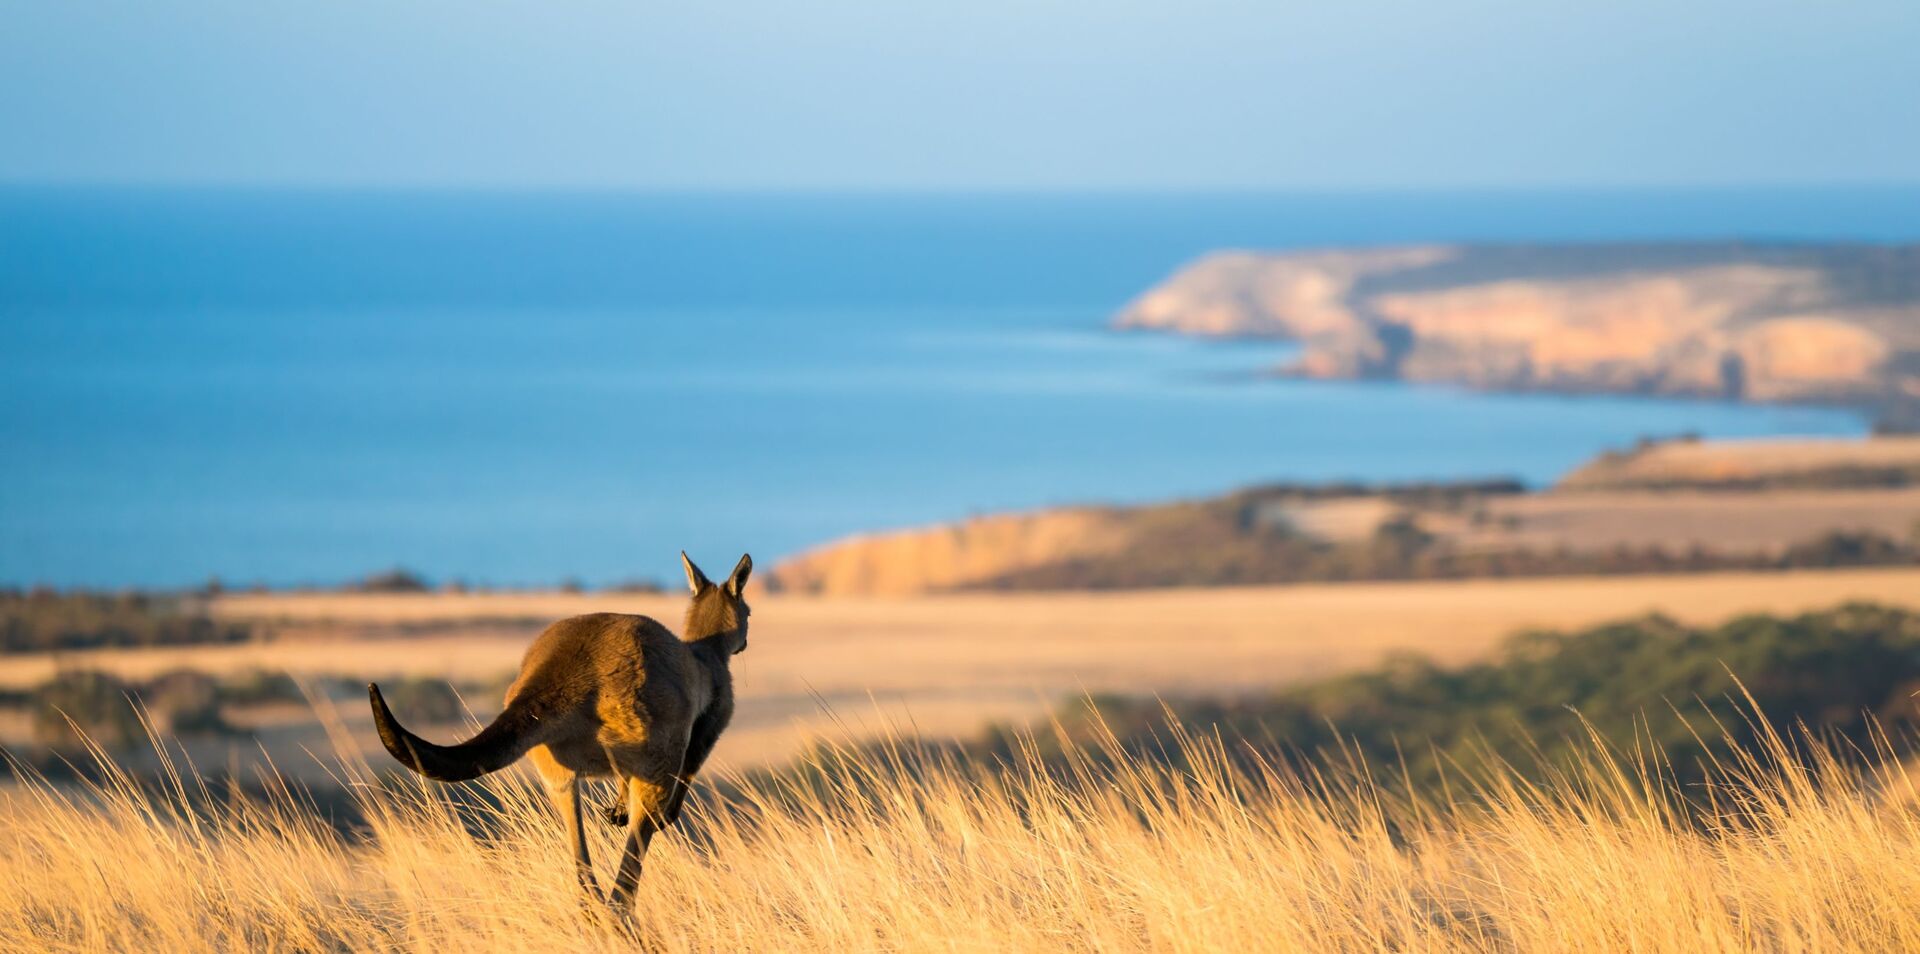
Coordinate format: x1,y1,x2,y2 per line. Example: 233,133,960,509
1114,243,1920,427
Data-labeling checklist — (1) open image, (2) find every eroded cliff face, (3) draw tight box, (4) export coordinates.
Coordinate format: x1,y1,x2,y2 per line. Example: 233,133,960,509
1114,244,1920,407
765,508,1137,597
768,440,1920,597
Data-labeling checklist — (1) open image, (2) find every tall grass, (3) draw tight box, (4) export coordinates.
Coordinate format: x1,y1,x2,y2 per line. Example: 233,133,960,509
5,701,1920,952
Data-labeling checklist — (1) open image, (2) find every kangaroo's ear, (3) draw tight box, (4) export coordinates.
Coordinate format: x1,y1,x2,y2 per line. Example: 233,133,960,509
725,553,753,598
681,551,713,594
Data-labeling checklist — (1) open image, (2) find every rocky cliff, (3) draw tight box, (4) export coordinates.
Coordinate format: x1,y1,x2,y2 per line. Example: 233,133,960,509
763,508,1136,597
768,440,1920,596
1115,244,1920,414
763,480,1530,596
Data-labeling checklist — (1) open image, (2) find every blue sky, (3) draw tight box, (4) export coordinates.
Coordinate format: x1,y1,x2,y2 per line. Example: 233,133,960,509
2,0,1916,190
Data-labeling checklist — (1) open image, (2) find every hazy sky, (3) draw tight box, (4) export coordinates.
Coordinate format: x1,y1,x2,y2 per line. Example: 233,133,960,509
3,0,1916,190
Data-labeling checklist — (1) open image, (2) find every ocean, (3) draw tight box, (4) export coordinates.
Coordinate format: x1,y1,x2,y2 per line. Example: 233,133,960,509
6,186,1915,588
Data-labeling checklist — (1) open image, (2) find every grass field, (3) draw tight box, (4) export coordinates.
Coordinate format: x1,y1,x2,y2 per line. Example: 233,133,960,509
1559,435,1920,489
1461,486,1920,552
5,700,1919,952
12,573,1920,949
9,568,1920,772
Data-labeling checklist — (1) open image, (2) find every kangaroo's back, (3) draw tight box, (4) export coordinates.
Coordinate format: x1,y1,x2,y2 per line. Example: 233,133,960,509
507,612,711,753
507,612,660,710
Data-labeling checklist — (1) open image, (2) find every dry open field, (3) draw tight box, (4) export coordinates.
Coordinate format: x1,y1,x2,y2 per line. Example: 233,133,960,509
9,567,1920,773
6,702,1920,952
1278,485,1920,552
1459,486,1920,552
1559,434,1920,488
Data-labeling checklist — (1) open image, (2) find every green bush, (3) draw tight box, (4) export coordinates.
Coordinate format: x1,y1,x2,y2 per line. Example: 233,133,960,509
1057,603,1920,792
0,589,252,654
28,669,238,750
377,677,468,724
32,671,146,748
215,669,306,706
143,670,230,735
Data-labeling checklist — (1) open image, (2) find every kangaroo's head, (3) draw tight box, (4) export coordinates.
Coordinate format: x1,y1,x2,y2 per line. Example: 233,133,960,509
680,551,753,655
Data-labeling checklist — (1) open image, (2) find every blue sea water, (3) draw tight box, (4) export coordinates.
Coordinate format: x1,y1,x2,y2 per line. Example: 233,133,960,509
5,187,1915,589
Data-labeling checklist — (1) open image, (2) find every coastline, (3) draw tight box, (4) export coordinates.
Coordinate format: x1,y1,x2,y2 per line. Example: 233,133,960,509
1114,242,1920,430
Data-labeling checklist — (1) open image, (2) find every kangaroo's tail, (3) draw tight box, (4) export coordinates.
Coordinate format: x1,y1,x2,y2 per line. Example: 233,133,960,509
367,683,545,782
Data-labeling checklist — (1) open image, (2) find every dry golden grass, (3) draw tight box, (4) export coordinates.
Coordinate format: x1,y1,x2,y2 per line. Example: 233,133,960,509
6,700,1920,952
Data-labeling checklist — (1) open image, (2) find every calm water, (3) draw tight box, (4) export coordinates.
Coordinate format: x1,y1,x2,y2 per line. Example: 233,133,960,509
7,187,1915,588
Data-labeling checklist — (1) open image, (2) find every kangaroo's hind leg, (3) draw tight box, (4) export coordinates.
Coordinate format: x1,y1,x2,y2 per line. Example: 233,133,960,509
607,747,684,910
531,745,600,897
661,708,726,826
603,737,698,829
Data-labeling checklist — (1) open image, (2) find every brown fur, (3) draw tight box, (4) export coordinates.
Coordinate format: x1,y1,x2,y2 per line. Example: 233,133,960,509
368,551,753,909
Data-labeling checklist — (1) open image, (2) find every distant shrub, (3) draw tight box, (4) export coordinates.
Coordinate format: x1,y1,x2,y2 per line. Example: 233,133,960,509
376,678,468,724
28,669,240,750
32,671,146,748
350,569,432,593
143,670,230,735
1064,602,1920,792
1781,530,1914,567
6,667,512,755
215,669,306,706
0,590,253,654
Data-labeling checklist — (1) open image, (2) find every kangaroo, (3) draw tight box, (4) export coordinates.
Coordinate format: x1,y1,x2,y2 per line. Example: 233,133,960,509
367,551,752,908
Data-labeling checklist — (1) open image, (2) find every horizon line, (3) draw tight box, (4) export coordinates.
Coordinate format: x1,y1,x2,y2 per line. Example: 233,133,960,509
7,179,1920,199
